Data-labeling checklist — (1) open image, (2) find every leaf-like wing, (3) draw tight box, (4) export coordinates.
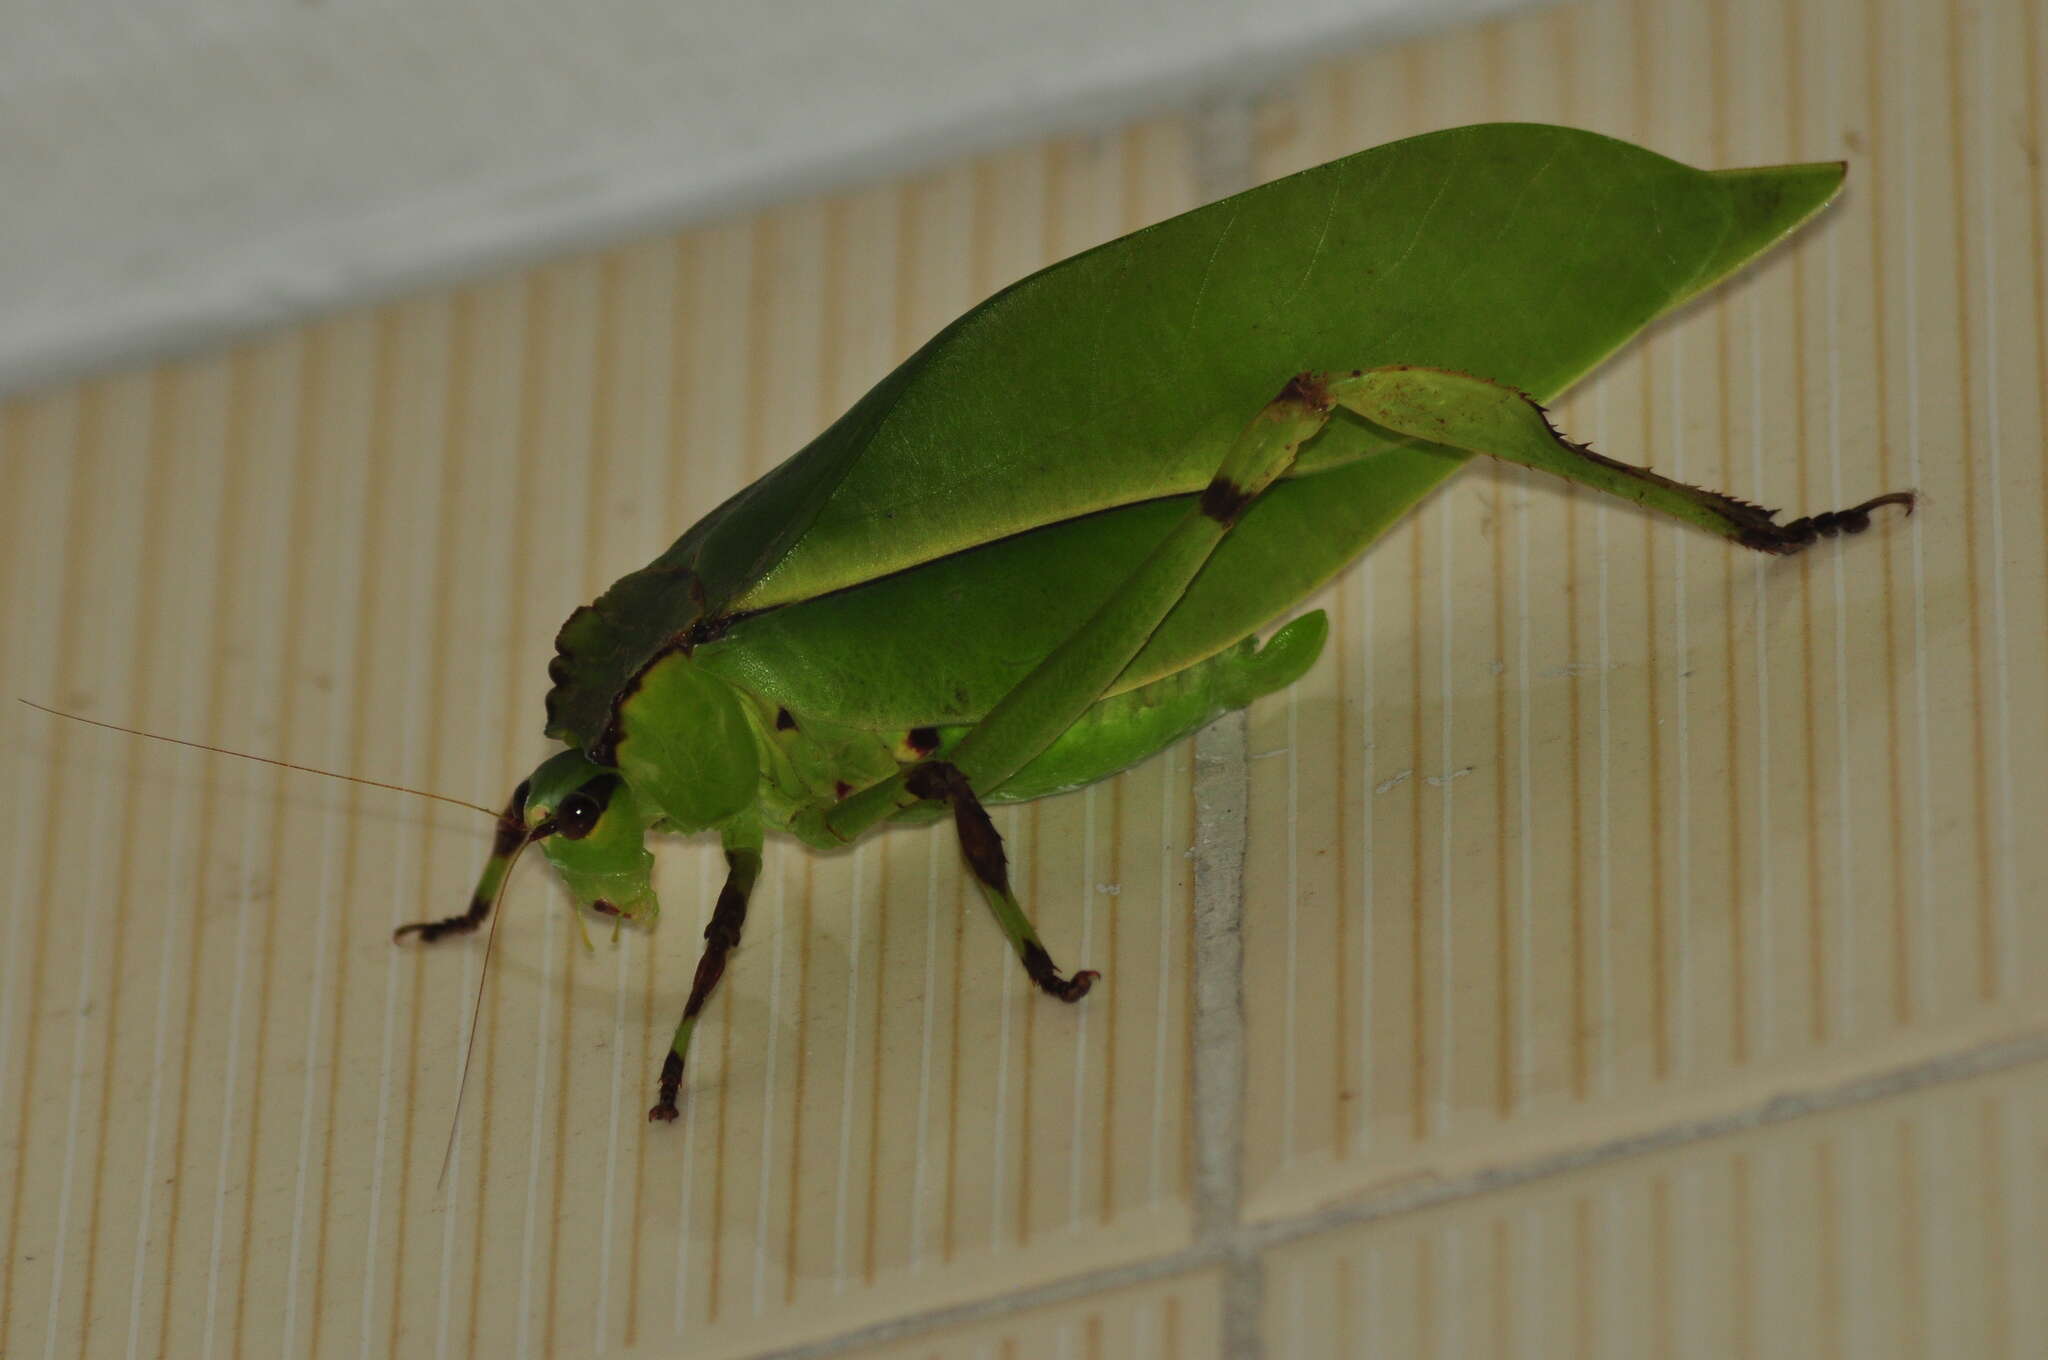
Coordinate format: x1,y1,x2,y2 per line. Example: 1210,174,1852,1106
549,124,1841,747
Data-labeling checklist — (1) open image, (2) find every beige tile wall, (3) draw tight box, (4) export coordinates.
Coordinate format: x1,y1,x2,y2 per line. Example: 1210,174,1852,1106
839,1271,1221,1360
1239,0,2048,1223
1,0,2042,1356
1263,1062,2047,1359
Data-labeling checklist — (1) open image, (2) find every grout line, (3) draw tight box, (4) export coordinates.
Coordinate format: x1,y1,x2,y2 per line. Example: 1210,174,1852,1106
752,1022,2048,1360
1188,92,1263,1360
1972,6,2017,1000
673,849,715,1333
1191,711,1256,1344
1069,786,1099,1228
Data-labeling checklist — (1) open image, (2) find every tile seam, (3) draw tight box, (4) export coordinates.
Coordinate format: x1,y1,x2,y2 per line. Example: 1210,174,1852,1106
747,1021,2048,1360
1187,92,1263,1360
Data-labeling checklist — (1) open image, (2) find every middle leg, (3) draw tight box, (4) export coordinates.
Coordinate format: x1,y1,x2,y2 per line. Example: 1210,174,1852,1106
807,376,1341,998
906,761,1098,1001
815,372,1338,848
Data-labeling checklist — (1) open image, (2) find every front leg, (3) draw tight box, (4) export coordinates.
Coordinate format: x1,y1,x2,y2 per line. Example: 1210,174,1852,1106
392,780,531,943
649,813,763,1122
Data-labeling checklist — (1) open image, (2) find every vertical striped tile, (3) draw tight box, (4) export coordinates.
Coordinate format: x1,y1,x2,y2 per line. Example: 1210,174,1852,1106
1239,0,2048,1221
1264,1058,2048,1360
840,1268,1221,1360
0,117,1205,1359
4,0,2045,1353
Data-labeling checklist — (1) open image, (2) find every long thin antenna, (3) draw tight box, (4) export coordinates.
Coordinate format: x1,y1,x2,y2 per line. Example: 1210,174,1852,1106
438,825,545,1190
18,698,500,819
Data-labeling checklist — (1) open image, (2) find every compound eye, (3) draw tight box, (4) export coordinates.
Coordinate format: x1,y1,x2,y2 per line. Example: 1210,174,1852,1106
555,794,601,839
552,775,619,841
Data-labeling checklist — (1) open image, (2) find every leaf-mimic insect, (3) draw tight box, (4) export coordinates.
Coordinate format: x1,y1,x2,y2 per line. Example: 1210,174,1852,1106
390,123,1913,1123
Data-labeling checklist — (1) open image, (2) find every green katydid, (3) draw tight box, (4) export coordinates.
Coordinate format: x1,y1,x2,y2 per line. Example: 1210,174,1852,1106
391,122,1913,1124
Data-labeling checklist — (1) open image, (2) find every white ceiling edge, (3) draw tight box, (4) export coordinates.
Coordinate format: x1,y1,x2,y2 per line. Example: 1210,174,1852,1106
0,0,1542,398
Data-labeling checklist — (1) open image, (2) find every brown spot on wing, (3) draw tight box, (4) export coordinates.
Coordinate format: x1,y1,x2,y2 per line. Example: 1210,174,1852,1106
1200,477,1253,524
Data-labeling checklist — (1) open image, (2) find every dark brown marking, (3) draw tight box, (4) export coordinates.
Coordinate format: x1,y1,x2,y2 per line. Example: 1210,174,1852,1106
910,760,1012,895
952,790,1012,897
391,892,497,944
903,761,953,801
833,780,853,800
681,610,740,649
1278,370,1332,410
588,609,754,764
906,726,939,755
775,708,797,731
591,899,619,917
1200,476,1254,524
592,639,684,765
490,782,530,856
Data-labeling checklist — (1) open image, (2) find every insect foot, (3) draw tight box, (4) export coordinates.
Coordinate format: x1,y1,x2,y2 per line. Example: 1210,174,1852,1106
1738,491,1917,554
391,910,484,944
1023,942,1100,1002
649,1052,685,1123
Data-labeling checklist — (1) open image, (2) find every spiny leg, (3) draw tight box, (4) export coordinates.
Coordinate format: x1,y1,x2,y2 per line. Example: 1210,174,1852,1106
649,816,764,1122
809,365,1910,1000
905,762,1097,1002
1326,366,1915,552
821,366,1908,856
393,780,531,943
